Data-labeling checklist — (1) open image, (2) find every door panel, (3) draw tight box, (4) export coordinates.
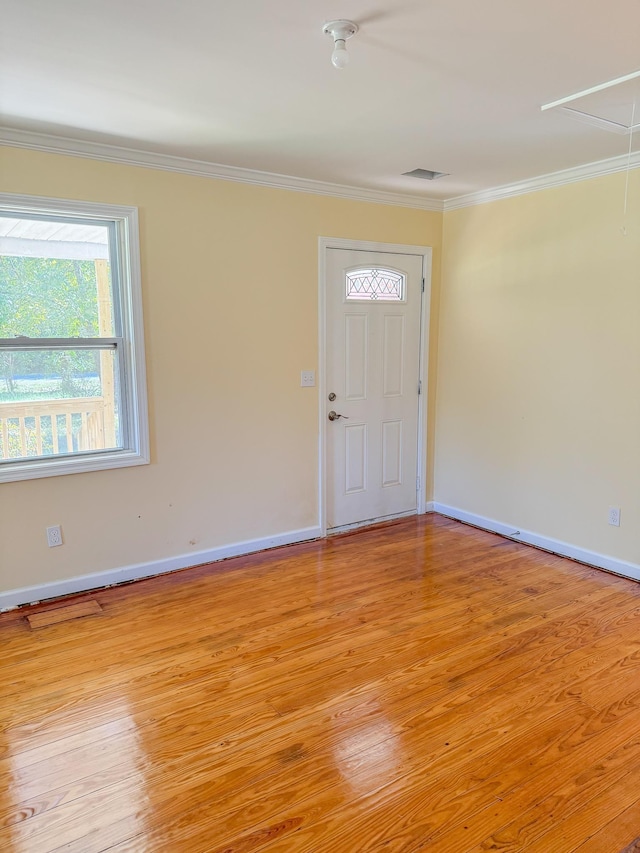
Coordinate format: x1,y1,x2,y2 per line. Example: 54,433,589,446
326,248,423,530
382,420,403,487
345,314,367,400
383,315,405,397
345,423,367,493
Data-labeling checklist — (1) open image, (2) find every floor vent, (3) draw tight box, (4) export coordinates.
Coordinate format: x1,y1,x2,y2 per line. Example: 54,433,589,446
26,599,103,629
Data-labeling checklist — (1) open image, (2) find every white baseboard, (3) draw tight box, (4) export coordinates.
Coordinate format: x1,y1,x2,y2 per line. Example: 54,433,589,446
433,503,640,582
0,525,322,612
5,507,635,612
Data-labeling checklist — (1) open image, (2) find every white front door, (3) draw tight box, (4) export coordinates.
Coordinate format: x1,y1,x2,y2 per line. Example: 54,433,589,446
325,247,424,531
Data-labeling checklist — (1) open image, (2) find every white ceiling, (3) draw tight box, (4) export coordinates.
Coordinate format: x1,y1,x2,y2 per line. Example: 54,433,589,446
2,0,640,203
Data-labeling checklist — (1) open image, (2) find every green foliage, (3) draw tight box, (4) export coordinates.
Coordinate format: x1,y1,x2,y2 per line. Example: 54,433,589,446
0,257,108,400
0,256,100,338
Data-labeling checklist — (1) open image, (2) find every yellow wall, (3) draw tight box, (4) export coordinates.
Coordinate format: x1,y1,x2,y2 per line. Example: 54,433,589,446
437,171,640,564
4,144,636,597
0,146,442,594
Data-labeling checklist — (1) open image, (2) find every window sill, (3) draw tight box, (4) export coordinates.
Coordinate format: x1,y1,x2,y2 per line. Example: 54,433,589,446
0,447,150,483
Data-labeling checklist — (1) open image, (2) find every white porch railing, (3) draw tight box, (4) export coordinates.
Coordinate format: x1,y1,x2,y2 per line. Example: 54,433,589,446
0,397,109,459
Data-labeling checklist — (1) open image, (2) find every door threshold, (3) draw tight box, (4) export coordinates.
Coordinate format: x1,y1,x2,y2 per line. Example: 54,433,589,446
327,509,417,536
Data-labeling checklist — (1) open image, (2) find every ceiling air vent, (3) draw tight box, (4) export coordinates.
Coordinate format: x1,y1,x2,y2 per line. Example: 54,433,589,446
402,168,449,180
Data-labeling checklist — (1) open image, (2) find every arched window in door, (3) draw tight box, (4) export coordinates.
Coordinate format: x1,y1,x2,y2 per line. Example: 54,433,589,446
345,268,405,302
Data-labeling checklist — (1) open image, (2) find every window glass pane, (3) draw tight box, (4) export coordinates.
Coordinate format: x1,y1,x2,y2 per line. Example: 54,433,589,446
346,268,405,302
0,195,148,482
0,348,122,461
0,217,114,338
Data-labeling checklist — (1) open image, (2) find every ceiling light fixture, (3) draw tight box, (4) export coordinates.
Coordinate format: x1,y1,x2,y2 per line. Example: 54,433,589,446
323,20,358,70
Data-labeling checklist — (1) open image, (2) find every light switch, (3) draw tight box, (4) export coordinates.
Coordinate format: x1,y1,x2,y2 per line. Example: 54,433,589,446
300,370,315,387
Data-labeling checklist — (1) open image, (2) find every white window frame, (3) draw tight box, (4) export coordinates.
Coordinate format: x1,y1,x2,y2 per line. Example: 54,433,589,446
0,193,149,482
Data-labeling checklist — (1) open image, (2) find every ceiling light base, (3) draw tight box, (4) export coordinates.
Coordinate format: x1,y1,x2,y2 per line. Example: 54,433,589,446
322,20,359,41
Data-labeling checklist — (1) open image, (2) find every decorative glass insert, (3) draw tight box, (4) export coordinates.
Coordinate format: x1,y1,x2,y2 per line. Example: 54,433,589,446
345,268,405,302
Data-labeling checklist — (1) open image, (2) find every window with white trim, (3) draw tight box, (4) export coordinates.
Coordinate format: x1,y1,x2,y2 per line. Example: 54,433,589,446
0,195,149,482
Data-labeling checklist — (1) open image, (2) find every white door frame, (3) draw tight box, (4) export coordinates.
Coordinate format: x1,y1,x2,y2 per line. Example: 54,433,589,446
318,237,432,536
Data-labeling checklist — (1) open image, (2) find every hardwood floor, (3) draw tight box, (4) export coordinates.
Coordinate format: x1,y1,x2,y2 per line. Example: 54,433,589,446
1,514,639,852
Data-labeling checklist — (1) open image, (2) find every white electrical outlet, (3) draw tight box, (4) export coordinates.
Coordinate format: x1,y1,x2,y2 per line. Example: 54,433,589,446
608,506,621,527
300,370,315,387
46,525,63,547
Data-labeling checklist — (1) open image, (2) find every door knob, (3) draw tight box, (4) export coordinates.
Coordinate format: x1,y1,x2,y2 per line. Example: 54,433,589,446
328,410,349,421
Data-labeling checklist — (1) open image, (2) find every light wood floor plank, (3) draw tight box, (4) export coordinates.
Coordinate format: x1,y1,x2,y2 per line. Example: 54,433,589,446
573,802,640,853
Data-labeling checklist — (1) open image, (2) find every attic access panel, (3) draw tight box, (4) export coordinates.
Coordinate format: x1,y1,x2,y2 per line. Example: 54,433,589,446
542,70,640,135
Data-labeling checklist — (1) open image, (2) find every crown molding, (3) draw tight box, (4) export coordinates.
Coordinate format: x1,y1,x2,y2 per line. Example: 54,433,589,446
444,149,640,211
3,126,638,214
0,127,444,213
